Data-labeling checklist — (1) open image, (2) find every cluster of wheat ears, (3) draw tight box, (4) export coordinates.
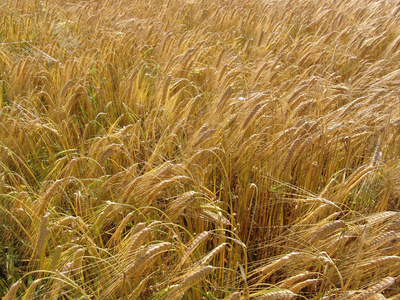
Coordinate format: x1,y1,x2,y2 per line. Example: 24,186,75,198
1,0,400,299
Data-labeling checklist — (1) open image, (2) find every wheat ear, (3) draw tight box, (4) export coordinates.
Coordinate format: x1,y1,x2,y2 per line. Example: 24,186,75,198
356,256,400,274
199,243,227,266
309,220,345,244
167,190,196,222
242,102,266,130
166,266,215,300
260,252,301,275
21,279,42,300
107,212,134,246
37,212,50,261
37,179,65,216
346,165,374,191
367,212,399,227
4,280,22,300
380,244,400,256
72,248,85,274
281,137,303,173
279,272,317,288
126,227,151,256
301,204,329,224
227,291,242,300
100,242,173,298
176,231,209,270
366,230,398,250
382,214,400,232
348,277,395,300
260,290,296,299
51,245,62,271
290,278,320,294
125,242,172,278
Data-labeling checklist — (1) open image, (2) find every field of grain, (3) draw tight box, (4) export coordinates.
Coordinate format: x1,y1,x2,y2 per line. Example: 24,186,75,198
2,0,400,299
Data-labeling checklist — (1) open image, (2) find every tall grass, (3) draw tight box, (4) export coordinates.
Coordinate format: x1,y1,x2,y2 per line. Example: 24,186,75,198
1,0,400,298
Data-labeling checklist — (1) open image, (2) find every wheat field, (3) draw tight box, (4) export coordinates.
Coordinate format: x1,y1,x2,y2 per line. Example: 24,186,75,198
1,0,400,299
